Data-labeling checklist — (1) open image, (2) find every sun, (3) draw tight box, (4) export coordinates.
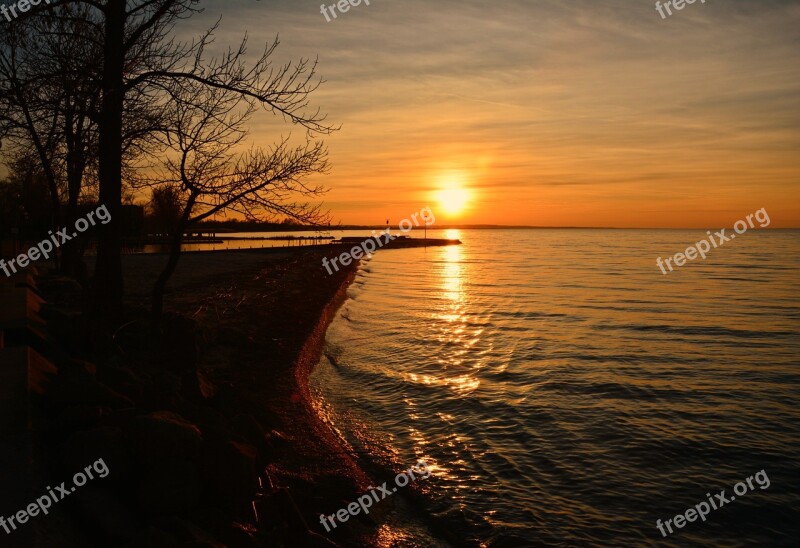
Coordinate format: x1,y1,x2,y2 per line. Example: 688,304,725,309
436,187,471,216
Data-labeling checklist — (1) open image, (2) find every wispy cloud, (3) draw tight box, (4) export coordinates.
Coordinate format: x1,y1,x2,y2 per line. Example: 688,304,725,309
182,0,800,226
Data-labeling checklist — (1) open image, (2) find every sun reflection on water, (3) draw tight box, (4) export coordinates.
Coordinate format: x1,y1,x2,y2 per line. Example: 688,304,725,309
423,240,481,400
441,244,464,302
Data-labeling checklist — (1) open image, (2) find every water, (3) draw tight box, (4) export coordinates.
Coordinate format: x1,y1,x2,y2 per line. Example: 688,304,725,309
310,228,800,547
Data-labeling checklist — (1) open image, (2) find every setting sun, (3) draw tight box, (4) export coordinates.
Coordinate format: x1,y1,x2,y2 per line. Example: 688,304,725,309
436,187,471,216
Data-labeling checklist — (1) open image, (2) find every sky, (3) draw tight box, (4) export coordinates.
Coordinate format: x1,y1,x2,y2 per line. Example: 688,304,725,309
183,0,799,227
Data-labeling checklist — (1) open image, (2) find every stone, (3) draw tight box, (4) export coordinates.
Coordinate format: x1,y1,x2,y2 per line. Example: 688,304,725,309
135,458,202,515
45,374,134,410
181,369,217,402
61,427,131,483
97,363,144,401
71,486,138,545
203,440,258,509
159,315,200,370
126,411,203,467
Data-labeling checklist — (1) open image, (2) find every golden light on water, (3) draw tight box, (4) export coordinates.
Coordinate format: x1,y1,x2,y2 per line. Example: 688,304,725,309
445,228,462,240
410,242,481,396
441,244,463,301
405,372,480,395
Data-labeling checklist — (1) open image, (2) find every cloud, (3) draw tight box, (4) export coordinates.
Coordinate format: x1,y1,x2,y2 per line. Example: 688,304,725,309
175,0,800,226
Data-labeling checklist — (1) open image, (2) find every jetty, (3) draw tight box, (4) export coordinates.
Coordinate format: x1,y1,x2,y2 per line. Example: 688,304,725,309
335,235,461,249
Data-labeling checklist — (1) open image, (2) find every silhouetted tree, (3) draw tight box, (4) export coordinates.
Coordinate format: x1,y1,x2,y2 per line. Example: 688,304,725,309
0,3,101,275
0,157,54,243
149,186,183,237
140,63,332,323
4,1,334,324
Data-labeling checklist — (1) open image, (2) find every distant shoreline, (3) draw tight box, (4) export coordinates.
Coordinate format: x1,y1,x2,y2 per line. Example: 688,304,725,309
191,225,800,232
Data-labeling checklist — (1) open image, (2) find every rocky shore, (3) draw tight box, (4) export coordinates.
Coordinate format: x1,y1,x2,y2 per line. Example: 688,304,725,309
5,247,391,547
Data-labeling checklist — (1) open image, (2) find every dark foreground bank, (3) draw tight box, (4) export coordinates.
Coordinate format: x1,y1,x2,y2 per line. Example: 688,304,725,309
0,246,439,547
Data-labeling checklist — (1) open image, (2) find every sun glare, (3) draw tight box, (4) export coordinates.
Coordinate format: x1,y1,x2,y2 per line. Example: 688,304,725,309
436,187,470,216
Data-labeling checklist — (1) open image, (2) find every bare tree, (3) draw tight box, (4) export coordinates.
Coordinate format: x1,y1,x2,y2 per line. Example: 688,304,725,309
149,185,183,237
141,66,331,323
0,3,102,275
5,1,335,324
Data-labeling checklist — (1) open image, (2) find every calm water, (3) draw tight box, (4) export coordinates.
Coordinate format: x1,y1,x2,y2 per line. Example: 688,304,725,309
310,228,800,547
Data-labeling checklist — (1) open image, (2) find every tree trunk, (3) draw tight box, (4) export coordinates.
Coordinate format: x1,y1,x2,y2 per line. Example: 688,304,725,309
150,228,183,328
61,106,87,280
60,161,84,280
92,0,126,319
151,196,196,327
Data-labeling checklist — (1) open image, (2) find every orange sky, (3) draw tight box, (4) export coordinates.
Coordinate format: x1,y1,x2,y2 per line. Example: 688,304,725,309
193,1,799,227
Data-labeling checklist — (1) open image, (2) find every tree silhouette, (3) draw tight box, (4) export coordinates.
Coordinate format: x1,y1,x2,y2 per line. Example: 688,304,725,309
139,58,331,322
2,1,335,326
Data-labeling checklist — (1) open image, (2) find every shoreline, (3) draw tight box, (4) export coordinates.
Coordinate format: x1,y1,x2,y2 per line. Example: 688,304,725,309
158,247,386,544
21,247,404,545
163,247,450,545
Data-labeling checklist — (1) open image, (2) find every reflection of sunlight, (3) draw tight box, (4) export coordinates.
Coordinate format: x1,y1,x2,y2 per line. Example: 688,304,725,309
406,372,480,395
445,228,462,240
442,244,463,301
375,523,423,547
423,234,480,398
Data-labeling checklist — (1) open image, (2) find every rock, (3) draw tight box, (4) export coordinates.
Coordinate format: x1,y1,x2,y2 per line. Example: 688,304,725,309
71,486,138,545
62,359,97,377
231,414,265,449
215,523,262,548
216,326,252,348
136,458,202,515
121,526,179,548
97,363,144,401
266,429,290,448
203,440,258,510
155,517,221,545
127,411,203,467
211,385,248,417
36,276,84,297
230,414,274,467
53,405,105,431
140,372,181,408
98,407,140,430
45,374,134,410
61,427,131,483
254,488,336,542
38,307,91,356
301,530,339,547
175,400,231,442
181,369,217,402
159,315,200,370
112,317,152,358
